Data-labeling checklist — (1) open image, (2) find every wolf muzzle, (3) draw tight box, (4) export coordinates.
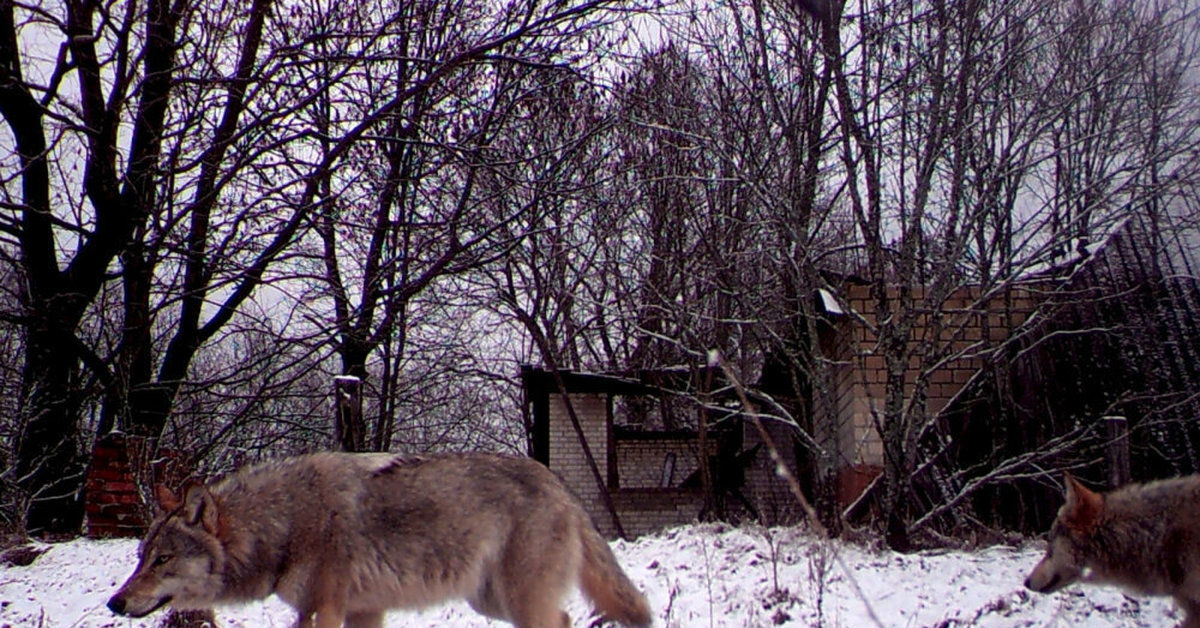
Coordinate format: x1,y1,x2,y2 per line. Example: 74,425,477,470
107,592,172,617
106,595,128,615
1024,573,1061,593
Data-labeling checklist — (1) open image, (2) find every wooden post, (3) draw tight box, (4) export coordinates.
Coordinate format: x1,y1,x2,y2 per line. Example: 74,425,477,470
334,376,365,452
1104,415,1130,488
696,366,717,521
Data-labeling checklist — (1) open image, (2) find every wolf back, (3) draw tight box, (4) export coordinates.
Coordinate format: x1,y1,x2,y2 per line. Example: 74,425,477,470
108,452,652,628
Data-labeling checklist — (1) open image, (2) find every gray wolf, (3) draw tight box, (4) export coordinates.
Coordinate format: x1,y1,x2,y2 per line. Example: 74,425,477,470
1025,473,1200,627
107,452,652,628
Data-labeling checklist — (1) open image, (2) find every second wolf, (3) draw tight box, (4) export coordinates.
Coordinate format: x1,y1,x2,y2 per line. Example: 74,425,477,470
108,452,652,628
1025,473,1200,627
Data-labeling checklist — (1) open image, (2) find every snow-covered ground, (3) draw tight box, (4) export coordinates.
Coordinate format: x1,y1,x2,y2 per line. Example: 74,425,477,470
0,523,1179,627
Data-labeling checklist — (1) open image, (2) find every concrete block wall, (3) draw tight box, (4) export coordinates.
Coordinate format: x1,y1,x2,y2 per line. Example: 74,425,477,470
546,392,718,537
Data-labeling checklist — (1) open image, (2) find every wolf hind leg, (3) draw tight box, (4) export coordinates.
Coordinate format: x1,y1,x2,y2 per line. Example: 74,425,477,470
475,592,569,628
292,599,347,628
508,606,571,628
313,607,346,628
344,611,384,628
1179,598,1200,628
468,573,512,622
476,547,574,627
291,607,371,628
468,570,571,628
500,544,576,628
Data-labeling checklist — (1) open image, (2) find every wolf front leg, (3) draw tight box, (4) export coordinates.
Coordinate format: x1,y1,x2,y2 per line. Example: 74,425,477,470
1180,598,1200,628
292,601,349,628
288,566,353,628
344,611,384,628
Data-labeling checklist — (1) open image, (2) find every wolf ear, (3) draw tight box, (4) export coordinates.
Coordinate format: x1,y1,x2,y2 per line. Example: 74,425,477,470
154,484,181,513
1062,472,1103,531
181,481,220,535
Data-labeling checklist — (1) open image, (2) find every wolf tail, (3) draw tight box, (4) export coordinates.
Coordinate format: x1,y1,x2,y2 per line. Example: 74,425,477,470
578,522,652,627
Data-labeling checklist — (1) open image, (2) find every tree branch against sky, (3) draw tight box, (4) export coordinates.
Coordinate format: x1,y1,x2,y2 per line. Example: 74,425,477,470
811,0,1200,547
0,0,1196,542
0,0,634,532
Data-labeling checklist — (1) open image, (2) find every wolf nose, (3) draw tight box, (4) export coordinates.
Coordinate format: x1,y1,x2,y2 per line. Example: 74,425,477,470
107,595,127,615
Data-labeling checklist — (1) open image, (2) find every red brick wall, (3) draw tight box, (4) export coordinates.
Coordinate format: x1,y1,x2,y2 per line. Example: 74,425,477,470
84,433,190,539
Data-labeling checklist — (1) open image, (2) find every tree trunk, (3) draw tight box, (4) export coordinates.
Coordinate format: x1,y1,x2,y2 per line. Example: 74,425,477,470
337,342,371,452
335,376,366,453
15,323,87,535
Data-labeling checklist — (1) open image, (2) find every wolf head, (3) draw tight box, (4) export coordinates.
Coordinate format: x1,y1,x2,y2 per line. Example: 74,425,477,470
108,482,226,617
1024,473,1104,594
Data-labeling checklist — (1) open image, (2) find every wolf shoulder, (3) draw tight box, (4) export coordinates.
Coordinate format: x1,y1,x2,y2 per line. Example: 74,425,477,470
1105,474,1200,518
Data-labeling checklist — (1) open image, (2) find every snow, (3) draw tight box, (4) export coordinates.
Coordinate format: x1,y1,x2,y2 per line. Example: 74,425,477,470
818,288,845,316
0,523,1178,627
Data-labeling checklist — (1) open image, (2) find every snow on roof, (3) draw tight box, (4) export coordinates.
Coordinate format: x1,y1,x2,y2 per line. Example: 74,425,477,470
818,288,845,315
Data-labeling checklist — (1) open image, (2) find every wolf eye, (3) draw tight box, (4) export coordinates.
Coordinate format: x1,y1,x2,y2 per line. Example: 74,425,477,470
154,553,173,566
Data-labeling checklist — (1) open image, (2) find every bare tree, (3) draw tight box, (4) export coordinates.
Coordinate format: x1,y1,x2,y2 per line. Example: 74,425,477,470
487,69,621,370
0,0,628,533
1,0,189,533
293,0,629,452
589,3,849,524
807,0,1200,547
589,0,1199,543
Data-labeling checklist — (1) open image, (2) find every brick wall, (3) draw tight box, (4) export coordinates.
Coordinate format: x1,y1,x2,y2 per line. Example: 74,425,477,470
616,438,708,489
84,433,190,539
545,394,615,534
831,284,1041,470
546,393,721,538
610,489,706,538
538,282,1044,528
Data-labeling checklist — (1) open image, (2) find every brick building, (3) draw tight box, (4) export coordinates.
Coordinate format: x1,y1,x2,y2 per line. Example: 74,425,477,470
825,284,1041,503
523,283,1042,538
522,367,796,538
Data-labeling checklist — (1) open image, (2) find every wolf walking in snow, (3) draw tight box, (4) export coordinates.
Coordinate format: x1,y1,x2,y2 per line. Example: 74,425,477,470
107,452,652,628
1025,472,1200,627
